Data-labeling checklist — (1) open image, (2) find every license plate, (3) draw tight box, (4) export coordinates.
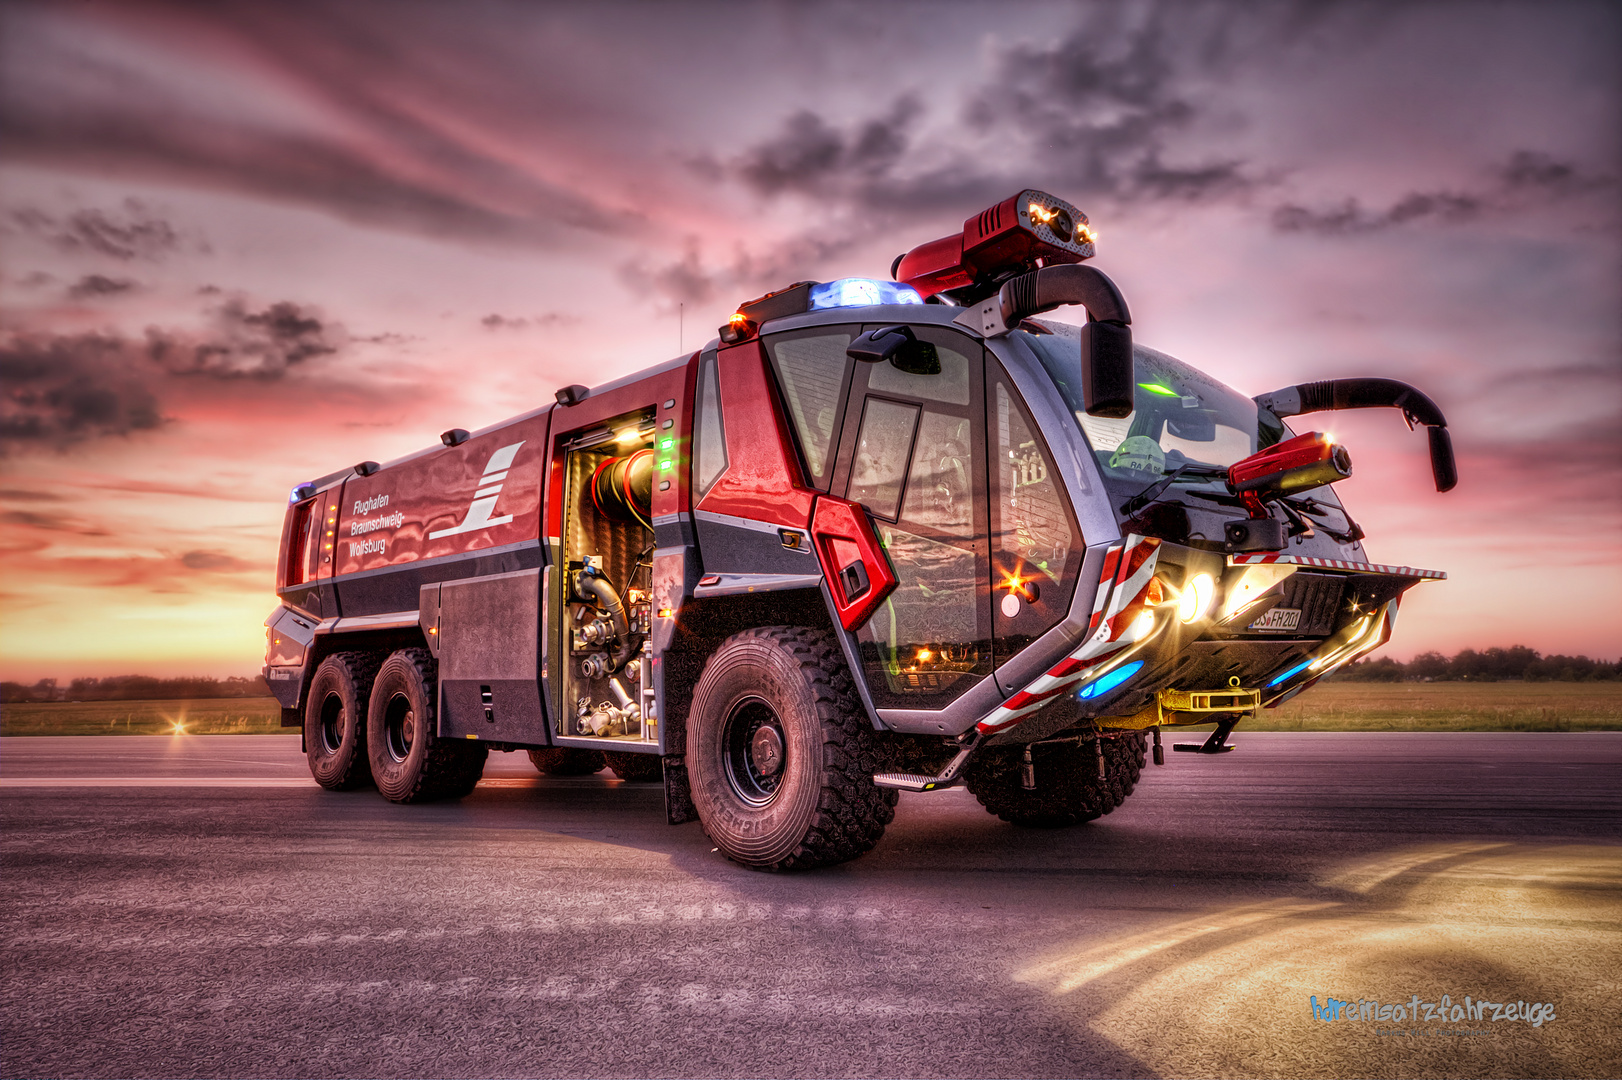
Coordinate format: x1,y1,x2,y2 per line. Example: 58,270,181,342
1249,607,1302,632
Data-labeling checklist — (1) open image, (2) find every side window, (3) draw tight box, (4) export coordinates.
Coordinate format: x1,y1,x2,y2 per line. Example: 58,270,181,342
847,398,919,520
694,351,727,498
990,369,1082,661
764,328,854,490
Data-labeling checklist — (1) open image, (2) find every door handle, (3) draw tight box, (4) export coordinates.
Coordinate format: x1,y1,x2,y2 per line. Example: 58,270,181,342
810,495,896,631
840,558,870,601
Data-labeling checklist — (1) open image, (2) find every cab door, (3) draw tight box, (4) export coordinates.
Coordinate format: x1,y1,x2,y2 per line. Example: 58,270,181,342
827,324,992,711
985,359,1085,689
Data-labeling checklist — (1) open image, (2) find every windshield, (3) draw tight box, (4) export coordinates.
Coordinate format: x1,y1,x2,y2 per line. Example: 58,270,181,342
1017,323,1286,498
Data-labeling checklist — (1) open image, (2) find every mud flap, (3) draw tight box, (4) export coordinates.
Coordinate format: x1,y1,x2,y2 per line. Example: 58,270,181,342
663,755,698,824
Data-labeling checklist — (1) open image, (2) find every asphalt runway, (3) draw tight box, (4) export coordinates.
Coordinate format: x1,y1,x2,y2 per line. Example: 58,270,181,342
2,731,1619,1079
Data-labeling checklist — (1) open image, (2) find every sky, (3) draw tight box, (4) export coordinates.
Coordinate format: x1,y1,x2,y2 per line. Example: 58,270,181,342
1,0,1618,680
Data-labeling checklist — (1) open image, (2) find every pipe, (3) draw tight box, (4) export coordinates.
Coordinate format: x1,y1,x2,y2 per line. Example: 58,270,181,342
574,569,640,670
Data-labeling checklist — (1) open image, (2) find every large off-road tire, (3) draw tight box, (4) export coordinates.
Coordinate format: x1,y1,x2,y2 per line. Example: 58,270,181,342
688,626,897,871
304,651,382,790
603,750,664,782
366,648,487,803
965,732,1147,828
527,748,606,776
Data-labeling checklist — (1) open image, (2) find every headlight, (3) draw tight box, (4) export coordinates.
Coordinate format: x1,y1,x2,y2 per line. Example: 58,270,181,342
1177,573,1214,623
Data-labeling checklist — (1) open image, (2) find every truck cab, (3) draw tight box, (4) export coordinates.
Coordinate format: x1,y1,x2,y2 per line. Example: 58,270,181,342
264,190,1452,870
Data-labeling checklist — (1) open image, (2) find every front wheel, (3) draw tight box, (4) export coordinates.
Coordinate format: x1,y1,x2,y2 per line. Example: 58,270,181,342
965,732,1147,827
688,627,896,871
366,648,486,803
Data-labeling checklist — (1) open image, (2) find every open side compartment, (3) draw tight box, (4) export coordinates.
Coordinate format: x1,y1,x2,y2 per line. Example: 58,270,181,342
554,410,659,749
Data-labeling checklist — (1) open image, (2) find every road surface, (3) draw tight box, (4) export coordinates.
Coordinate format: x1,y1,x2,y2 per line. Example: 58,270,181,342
2,732,1619,1078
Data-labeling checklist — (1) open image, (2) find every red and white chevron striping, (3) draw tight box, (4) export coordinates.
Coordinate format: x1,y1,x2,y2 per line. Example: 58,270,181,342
976,535,1163,733
1228,553,1446,580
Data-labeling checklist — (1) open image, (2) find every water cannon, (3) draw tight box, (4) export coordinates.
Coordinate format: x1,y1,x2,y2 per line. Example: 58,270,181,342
1223,431,1351,551
892,190,1097,304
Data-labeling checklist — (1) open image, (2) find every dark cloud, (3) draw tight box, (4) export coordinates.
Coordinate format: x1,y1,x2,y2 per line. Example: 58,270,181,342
961,8,1261,206
67,274,137,299
0,489,64,502
1272,191,1485,235
1,297,346,452
180,550,247,572
734,97,920,199
1272,151,1616,236
0,508,109,536
6,199,187,260
714,8,1272,220
1499,150,1616,196
618,240,721,307
619,231,859,310
0,332,163,449
146,299,340,378
480,312,574,331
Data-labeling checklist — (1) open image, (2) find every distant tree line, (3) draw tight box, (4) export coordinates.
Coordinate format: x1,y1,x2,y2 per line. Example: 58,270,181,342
0,675,273,703
1335,646,1619,682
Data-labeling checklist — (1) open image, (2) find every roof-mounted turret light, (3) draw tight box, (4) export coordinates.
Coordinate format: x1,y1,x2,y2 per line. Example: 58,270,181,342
892,189,1097,304
718,277,925,344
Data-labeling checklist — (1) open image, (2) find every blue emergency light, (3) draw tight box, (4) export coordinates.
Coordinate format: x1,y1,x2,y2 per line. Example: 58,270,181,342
1077,660,1144,700
1267,659,1314,687
809,278,923,310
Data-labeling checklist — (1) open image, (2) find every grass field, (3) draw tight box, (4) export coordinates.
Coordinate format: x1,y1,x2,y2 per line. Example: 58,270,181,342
0,697,285,737
1226,680,1622,732
3,682,1620,737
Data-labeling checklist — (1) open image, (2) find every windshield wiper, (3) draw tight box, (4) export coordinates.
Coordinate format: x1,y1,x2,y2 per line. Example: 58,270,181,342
1117,461,1227,517
1282,494,1365,544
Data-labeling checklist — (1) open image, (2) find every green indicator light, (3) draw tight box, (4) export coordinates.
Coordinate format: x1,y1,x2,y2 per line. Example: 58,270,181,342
660,439,673,450
1138,382,1180,397
659,460,673,470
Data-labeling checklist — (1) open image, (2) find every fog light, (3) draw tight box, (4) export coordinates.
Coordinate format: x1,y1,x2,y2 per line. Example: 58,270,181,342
1177,573,1214,623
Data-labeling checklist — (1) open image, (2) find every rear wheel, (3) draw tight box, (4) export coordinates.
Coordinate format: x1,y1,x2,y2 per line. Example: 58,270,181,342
603,751,664,782
527,748,606,776
965,732,1147,827
688,626,896,871
304,652,381,790
366,648,487,803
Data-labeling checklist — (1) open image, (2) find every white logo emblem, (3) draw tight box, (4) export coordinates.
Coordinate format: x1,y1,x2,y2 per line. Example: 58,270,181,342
429,441,524,539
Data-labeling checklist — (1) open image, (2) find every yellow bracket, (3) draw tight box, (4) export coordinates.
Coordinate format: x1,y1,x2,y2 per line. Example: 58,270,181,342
1102,677,1260,730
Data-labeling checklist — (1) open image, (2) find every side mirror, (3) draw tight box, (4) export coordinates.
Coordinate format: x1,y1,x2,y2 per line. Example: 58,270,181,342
847,325,940,375
1081,320,1134,418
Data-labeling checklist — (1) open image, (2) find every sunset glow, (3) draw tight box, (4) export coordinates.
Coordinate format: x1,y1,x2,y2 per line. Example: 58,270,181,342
1,3,1617,680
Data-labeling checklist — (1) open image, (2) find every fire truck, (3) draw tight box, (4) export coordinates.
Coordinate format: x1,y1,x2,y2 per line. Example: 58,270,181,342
264,190,1454,870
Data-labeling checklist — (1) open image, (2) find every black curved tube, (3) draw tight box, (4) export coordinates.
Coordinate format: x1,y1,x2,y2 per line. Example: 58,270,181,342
999,263,1131,326
1295,377,1447,428
1257,377,1456,493
574,570,640,669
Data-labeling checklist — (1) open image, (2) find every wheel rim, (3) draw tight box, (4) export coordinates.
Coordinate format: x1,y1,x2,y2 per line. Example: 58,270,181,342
722,697,786,807
384,693,416,762
318,692,345,754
